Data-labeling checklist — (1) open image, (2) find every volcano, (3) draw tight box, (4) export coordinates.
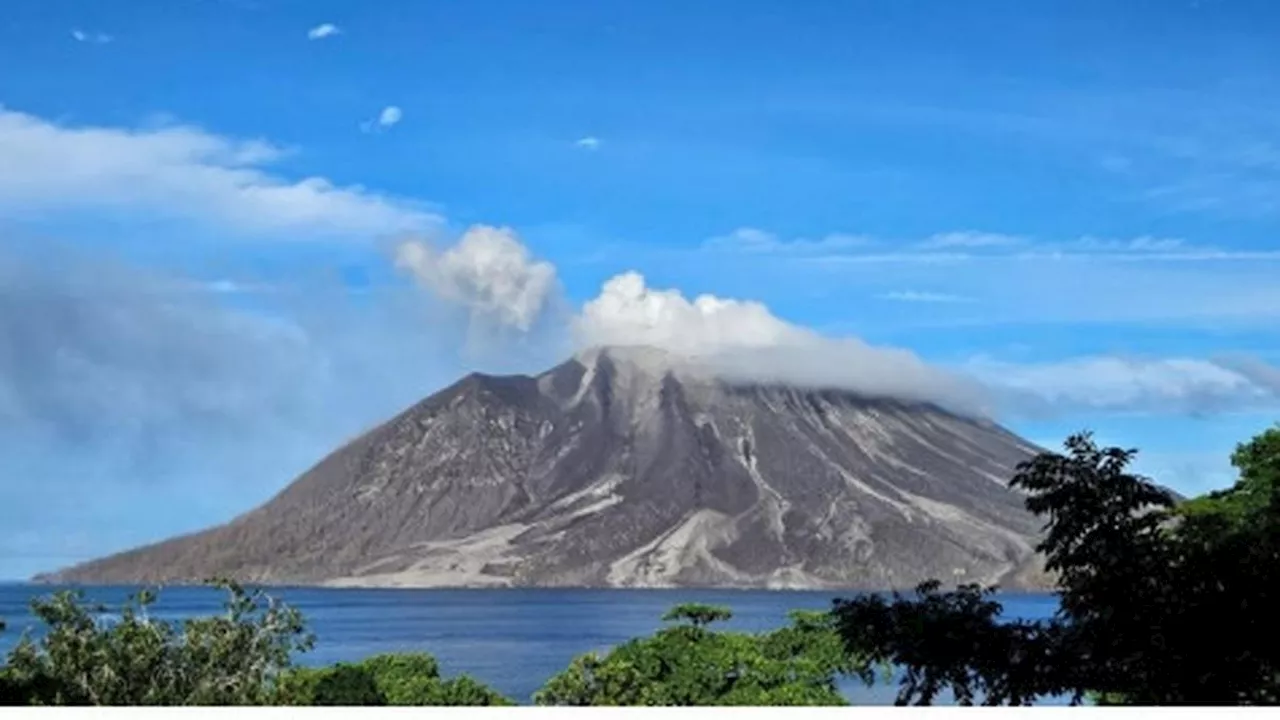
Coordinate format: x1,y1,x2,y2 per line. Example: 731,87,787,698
38,346,1051,590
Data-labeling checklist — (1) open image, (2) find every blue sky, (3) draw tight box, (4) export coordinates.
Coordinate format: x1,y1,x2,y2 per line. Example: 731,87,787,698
0,0,1278,578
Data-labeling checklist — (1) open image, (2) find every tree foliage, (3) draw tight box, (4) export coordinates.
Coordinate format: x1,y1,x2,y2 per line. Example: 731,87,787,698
831,427,1280,705
7,427,1276,706
0,580,312,705
277,653,512,706
534,604,871,706
0,582,510,706
662,603,733,627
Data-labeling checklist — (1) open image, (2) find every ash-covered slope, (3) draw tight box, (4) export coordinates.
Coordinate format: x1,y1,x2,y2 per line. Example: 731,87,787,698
38,346,1051,590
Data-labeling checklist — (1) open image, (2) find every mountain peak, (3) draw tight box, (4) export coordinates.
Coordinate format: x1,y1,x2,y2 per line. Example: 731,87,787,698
39,348,1050,591
574,344,692,370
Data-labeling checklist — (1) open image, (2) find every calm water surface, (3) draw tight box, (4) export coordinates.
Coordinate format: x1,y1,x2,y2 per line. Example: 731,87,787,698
0,584,1061,705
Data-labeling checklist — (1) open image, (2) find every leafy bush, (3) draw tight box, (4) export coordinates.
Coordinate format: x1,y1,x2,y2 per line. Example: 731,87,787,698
431,674,514,706
0,584,510,706
306,664,384,706
276,653,511,706
0,580,312,705
534,603,870,706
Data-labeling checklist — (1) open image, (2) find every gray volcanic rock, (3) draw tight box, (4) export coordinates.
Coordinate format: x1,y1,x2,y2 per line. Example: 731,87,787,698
37,346,1052,590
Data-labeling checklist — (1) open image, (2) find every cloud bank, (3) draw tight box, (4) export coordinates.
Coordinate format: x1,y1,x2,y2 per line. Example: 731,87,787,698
0,244,321,453
0,238,486,576
0,108,437,236
967,355,1280,416
390,228,1280,418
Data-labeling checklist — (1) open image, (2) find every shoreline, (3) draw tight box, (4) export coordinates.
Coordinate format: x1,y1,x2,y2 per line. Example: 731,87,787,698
14,579,1058,596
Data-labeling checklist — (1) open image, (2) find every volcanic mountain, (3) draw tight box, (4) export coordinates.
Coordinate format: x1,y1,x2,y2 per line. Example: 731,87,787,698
38,346,1052,590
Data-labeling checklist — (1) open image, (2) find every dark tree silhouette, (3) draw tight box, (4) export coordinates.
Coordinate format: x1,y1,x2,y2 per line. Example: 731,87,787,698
832,428,1280,705
662,603,734,628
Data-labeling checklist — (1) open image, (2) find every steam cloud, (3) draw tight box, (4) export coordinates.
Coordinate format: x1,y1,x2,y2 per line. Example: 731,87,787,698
391,226,1280,418
395,225,559,332
575,271,988,413
5,218,1279,577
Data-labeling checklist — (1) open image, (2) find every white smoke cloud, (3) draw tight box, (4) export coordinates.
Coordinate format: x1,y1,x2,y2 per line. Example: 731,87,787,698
390,227,1280,418
395,225,559,332
576,272,799,351
575,271,989,413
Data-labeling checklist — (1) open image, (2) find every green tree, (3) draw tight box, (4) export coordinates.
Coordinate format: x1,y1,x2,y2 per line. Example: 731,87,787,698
831,427,1280,705
276,653,512,706
535,604,870,706
662,603,733,627
0,580,313,705
0,582,510,707
288,663,385,706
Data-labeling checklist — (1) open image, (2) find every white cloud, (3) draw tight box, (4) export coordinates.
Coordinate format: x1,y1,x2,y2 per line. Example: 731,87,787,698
575,136,601,150
573,272,989,413
70,29,113,44
573,272,1280,414
0,107,437,237
918,231,1024,249
201,279,278,295
567,267,1280,418
877,290,973,303
720,226,1278,265
576,272,798,352
385,227,1279,418
361,106,403,133
1066,235,1188,252
966,355,1280,415
378,106,402,127
307,23,341,40
703,227,871,255
8,105,1268,421
395,225,559,332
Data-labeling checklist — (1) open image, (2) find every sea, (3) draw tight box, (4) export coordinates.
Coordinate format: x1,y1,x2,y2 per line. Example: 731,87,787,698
0,584,1063,705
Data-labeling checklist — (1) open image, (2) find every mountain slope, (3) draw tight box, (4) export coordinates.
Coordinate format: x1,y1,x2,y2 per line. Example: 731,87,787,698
38,346,1051,590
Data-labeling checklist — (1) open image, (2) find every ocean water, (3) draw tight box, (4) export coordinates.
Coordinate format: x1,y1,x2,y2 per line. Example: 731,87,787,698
0,584,1061,705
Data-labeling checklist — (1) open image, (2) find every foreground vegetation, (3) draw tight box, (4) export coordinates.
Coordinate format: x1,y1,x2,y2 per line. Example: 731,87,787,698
833,426,1280,705
1,424,1276,705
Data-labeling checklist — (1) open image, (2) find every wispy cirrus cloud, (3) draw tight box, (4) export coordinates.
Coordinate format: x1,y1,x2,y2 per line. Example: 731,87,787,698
675,224,1280,330
830,86,1280,221
575,136,601,150
877,290,974,303
917,231,1025,249
786,232,1279,265
703,227,872,255
700,227,1254,263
